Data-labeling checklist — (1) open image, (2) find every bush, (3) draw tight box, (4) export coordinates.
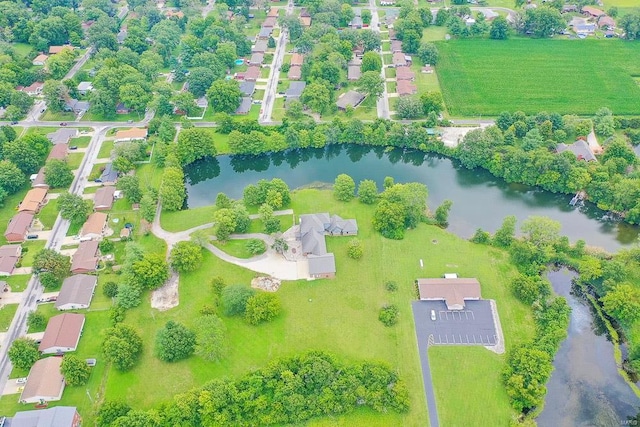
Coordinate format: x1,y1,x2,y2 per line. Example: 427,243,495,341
221,285,256,316
244,292,282,325
379,304,399,326
102,324,143,371
169,241,203,273
109,305,126,325
246,239,266,255
103,281,118,298
8,338,40,370
27,312,46,331
99,239,115,253
385,281,398,292
61,354,91,386
211,276,226,295
333,174,356,202
470,228,491,244
155,321,196,363
347,238,363,260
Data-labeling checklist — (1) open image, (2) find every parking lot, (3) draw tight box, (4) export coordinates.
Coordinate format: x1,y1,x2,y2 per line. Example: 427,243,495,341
413,300,498,347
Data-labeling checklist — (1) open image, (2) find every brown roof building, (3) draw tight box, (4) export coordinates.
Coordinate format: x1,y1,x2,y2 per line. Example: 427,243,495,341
20,357,65,404
397,80,417,96
56,274,97,310
391,40,402,52
417,278,482,310
94,186,116,211
348,66,361,81
288,65,302,80
32,54,49,66
18,188,48,214
582,6,605,18
31,167,48,189
245,66,261,82
291,53,304,67
70,240,99,274
392,52,407,67
300,16,311,27
49,46,73,54
114,127,147,142
80,212,108,239
39,313,86,354
47,143,68,161
396,66,415,81
267,8,279,17
4,212,34,242
0,245,21,276
263,16,277,27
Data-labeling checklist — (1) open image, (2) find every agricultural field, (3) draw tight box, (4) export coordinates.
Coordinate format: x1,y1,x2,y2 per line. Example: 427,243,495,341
436,39,640,116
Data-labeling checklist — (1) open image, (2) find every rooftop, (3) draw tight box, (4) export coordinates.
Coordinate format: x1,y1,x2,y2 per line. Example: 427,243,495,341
55,274,97,309
285,81,306,98
557,139,597,162
336,90,365,110
20,357,64,403
417,278,482,310
81,212,107,236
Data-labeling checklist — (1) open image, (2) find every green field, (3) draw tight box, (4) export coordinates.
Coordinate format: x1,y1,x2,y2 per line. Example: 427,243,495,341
436,39,640,116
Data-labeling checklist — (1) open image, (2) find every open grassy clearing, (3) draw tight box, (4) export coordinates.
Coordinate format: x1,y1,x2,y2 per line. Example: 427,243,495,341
66,152,84,169
19,240,46,267
0,304,18,331
4,275,30,293
421,26,448,42
212,239,257,258
437,39,640,116
97,140,114,158
70,136,91,148
41,111,76,122
36,201,59,229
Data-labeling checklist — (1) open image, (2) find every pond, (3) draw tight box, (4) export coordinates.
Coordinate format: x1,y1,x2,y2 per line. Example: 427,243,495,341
537,269,640,426
184,145,639,252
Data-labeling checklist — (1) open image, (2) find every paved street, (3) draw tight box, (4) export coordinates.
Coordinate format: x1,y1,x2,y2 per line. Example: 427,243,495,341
370,0,390,120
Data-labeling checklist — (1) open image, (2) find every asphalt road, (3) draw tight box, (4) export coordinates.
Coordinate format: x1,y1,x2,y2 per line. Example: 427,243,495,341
370,0,390,119
412,301,440,427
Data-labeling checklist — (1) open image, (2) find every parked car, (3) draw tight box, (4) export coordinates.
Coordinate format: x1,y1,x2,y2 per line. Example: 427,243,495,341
16,378,26,384
430,310,436,321
26,234,39,240
60,122,67,126
10,121,18,125
69,145,78,150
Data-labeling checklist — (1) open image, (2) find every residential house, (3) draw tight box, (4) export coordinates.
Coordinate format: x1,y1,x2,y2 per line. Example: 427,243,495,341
285,81,306,99
32,54,48,66
235,97,253,115
97,163,118,185
19,357,65,404
9,406,82,427
64,99,90,114
4,212,34,243
117,29,127,44
417,277,482,310
267,8,279,17
291,53,304,67
258,27,272,39
347,65,361,81
252,40,269,53
93,186,116,211
77,82,94,95
300,16,311,27
0,245,21,276
39,313,85,354
49,46,73,55
196,96,208,109
30,168,48,189
350,16,363,29
391,40,403,53
395,66,415,81
392,52,407,67
114,127,148,142
47,128,77,145
388,28,397,40
263,17,277,27
244,66,261,82
288,65,302,80
249,52,264,66
70,240,100,274
21,82,44,96
598,15,615,29
336,90,365,110
18,188,48,214
575,23,596,34
348,56,362,66
115,102,130,114
80,213,108,240
582,6,605,18
556,139,597,162
380,0,395,5
55,275,98,310
165,9,184,18
47,143,68,161
397,80,417,96
562,4,578,13
240,81,256,97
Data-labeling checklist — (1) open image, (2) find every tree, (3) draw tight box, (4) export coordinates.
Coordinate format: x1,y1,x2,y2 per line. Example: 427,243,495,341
194,314,227,361
104,281,118,298
155,320,196,362
130,254,169,290
272,237,289,254
373,199,407,240
503,346,552,412
160,166,186,211
334,174,356,201
102,324,143,371
3,135,49,174
396,96,424,119
140,192,156,223
358,179,378,204
176,128,217,166
511,274,545,305
27,311,46,331
379,304,399,326
361,51,382,73
619,12,640,40
522,6,564,38
44,159,73,189
97,401,131,427
33,248,70,288
0,160,25,194
43,80,67,112
187,67,218,98
357,71,385,100
301,81,332,114
216,42,238,69
207,79,242,114
401,30,421,53
99,239,115,254
347,238,363,259
420,91,444,115
116,283,142,309
213,208,237,242
594,107,615,137
215,193,232,209
244,292,281,325
117,175,142,204
61,354,91,386
170,241,203,273
8,338,39,370
246,239,266,255
601,284,640,326
57,192,92,224
417,42,439,65
221,285,256,316
521,216,560,248
490,15,510,40
434,199,452,226
493,215,517,247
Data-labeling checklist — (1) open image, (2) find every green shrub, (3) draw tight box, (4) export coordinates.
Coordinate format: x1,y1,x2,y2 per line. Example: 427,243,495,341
378,304,399,326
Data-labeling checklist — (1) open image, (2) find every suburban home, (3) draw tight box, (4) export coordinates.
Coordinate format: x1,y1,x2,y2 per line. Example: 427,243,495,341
388,28,397,40
0,245,21,276
582,6,605,18
32,54,48,66
9,406,82,427
77,81,94,95
64,99,90,114
391,40,402,53
348,56,362,66
252,40,268,53
115,102,131,114
21,82,44,96
47,128,78,145
165,9,184,18
263,16,277,27
117,29,127,44
18,188,48,214
114,127,148,142
47,143,68,161
49,46,73,55
288,65,302,81
396,66,415,81
39,313,86,354
291,53,304,67
268,7,279,17
235,97,253,115
397,80,417,96
557,139,597,162
300,16,311,27
598,15,615,29
97,163,118,185
93,186,116,211
249,52,264,66
240,81,256,97
196,96,208,109
392,52,407,67
297,213,358,279
380,0,395,5
80,213,108,240
258,27,272,39
55,274,98,310
71,240,100,274
30,169,47,190
245,66,261,82
336,90,365,110
350,16,363,29
4,212,34,243
19,357,65,404
562,4,578,13
285,81,306,100
417,277,482,310
347,66,362,81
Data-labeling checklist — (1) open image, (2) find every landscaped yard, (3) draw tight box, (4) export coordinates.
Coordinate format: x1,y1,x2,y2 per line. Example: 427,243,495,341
0,304,18,330
66,152,84,169
20,240,46,267
4,275,30,293
70,136,91,148
436,39,640,116
36,200,59,229
212,239,257,258
97,140,114,158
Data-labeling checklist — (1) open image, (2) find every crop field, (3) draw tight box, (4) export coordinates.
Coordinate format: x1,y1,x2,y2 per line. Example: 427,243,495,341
436,39,640,116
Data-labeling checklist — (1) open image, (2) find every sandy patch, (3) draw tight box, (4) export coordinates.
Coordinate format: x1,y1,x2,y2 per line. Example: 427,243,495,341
251,276,281,292
151,271,179,311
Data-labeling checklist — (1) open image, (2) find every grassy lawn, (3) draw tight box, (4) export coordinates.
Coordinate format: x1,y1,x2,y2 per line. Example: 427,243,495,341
421,26,448,43
382,41,390,51
385,67,396,78
136,163,163,191
4,275,30,292
212,239,256,258
97,140,114,158
0,304,18,331
70,136,91,148
260,67,270,79
272,97,286,122
247,215,294,234
388,81,397,93
161,205,217,232
42,111,76,122
36,201,59,229
412,61,440,93
11,43,32,58
66,152,84,169
20,240,46,267
81,112,142,122
437,39,640,116
25,127,58,137
254,89,265,101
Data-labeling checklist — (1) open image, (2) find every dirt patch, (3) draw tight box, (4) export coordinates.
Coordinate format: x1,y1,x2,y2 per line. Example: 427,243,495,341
151,271,179,311
251,276,281,292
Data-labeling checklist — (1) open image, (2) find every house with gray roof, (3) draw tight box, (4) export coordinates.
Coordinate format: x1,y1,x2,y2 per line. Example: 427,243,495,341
348,66,361,81
9,406,81,427
285,81,306,99
97,163,118,185
47,129,78,145
249,52,264,65
64,99,90,114
258,27,272,39
336,90,365,110
235,97,252,115
240,81,256,97
55,274,97,310
557,139,597,162
252,39,268,53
